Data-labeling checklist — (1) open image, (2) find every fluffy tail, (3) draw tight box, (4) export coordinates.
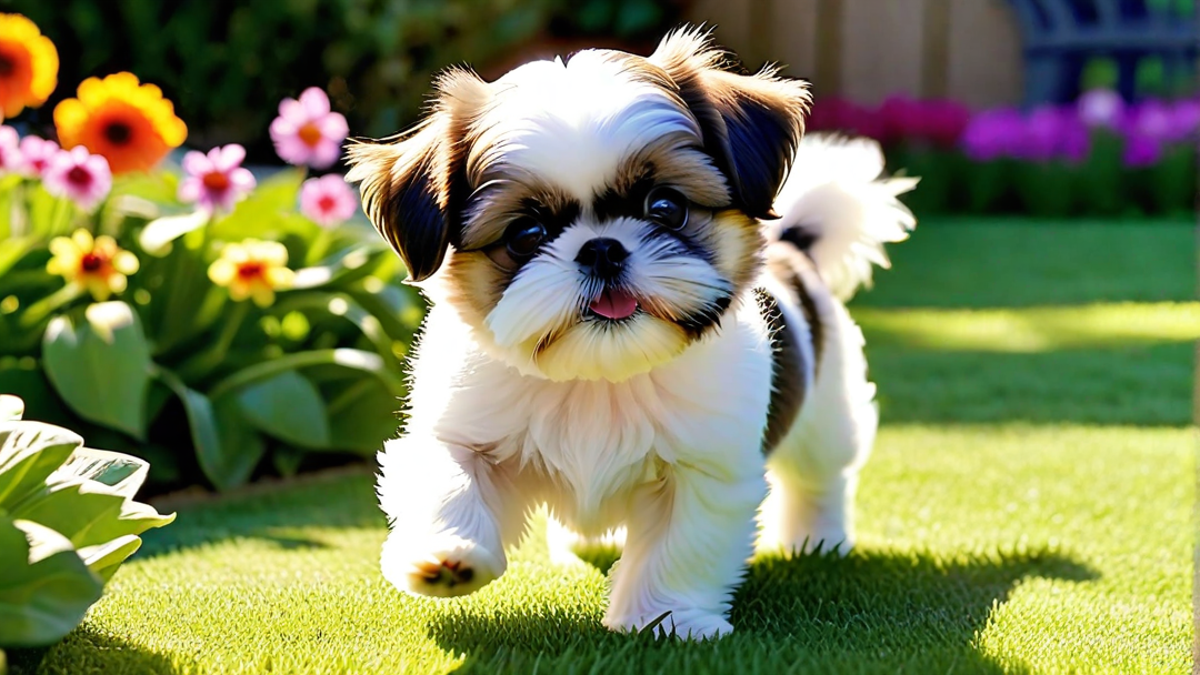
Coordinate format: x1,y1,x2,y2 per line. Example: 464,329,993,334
768,133,918,302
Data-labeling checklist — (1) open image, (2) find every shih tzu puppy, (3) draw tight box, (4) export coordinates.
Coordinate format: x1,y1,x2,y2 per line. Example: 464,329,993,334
347,27,917,639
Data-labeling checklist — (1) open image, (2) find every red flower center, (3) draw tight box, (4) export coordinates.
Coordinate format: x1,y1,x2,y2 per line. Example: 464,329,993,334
317,195,337,213
0,55,12,77
203,171,230,192
80,253,104,272
298,123,323,148
237,261,265,280
66,166,92,188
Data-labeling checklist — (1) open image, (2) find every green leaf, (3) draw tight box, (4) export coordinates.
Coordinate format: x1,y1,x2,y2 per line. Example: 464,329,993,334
41,302,151,440
9,461,175,550
0,516,102,649
138,209,210,256
153,369,265,492
208,167,308,242
0,421,84,509
323,377,400,454
208,348,403,400
236,371,331,449
76,534,142,583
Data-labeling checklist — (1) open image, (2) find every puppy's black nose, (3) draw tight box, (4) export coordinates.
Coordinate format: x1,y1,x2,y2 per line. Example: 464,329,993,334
575,238,628,280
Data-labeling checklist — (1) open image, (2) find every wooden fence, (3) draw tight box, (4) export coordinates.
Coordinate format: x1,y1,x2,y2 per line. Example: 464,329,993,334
685,0,1025,108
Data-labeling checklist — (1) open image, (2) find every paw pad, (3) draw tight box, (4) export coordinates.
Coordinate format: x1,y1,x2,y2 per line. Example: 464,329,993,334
413,558,476,589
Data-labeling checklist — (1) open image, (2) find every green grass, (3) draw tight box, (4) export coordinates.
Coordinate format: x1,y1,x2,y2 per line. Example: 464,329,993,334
12,219,1196,674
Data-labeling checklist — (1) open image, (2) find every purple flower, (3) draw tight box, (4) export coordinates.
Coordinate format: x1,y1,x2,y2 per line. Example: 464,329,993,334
269,88,349,169
1077,89,1126,129
1128,99,1173,140
1017,106,1069,162
1122,132,1163,167
1167,98,1200,143
178,144,257,214
960,107,1024,161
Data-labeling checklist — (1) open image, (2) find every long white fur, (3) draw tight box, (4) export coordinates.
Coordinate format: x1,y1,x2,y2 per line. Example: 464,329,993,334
374,51,915,639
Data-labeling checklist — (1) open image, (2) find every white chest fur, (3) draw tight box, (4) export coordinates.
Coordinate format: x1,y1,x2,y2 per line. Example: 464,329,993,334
400,296,776,532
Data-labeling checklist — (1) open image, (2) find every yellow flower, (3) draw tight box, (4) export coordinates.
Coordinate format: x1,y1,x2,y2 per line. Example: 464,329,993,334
0,13,57,119
46,229,139,301
207,239,295,308
53,72,186,174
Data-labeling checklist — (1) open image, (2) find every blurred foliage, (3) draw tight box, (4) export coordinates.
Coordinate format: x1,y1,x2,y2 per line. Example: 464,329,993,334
3,0,686,161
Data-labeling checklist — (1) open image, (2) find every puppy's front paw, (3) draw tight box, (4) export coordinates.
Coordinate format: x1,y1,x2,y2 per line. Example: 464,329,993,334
381,533,505,598
604,608,733,640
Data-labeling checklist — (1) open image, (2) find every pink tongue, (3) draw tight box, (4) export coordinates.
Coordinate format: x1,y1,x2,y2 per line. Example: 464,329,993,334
589,288,638,320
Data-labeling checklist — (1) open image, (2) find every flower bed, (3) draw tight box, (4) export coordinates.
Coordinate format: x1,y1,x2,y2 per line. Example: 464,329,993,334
0,13,421,494
808,92,1198,217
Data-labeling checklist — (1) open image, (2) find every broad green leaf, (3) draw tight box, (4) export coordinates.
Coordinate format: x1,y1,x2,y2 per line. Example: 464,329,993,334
208,395,266,491
236,371,331,449
0,421,84,509
10,477,174,550
154,370,264,491
324,377,400,454
0,516,102,649
42,302,152,440
138,209,210,257
76,534,142,583
0,396,22,421
50,447,150,500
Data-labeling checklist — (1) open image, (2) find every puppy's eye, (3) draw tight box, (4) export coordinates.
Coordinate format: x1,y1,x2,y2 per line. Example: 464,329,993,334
644,187,688,231
505,218,547,258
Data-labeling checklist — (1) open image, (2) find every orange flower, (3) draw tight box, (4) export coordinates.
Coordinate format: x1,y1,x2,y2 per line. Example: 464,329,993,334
53,72,186,174
0,13,58,119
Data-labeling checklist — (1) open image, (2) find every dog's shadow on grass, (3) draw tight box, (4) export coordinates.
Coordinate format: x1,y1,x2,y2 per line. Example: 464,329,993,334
429,545,1098,674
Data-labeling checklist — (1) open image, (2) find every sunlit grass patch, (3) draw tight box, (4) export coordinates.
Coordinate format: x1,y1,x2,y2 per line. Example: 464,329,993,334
855,302,1200,352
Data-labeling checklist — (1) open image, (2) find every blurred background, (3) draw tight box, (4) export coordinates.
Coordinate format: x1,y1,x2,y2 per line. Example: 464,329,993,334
6,0,1198,217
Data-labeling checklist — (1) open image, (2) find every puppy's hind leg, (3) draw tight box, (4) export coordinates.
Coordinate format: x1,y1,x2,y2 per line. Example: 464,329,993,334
377,438,536,597
758,301,878,556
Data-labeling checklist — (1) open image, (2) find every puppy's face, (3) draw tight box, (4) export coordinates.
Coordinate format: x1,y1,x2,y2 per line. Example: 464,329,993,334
349,29,809,382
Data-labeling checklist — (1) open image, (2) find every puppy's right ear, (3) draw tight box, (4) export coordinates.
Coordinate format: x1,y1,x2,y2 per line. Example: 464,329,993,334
346,69,488,282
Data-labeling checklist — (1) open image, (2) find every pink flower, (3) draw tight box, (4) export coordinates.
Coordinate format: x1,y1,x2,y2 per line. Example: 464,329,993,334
0,125,21,174
17,135,59,178
269,88,348,169
1077,89,1126,129
178,144,256,214
43,146,113,211
299,174,359,227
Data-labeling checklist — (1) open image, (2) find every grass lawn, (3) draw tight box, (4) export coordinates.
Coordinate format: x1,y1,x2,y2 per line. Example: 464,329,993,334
11,219,1196,675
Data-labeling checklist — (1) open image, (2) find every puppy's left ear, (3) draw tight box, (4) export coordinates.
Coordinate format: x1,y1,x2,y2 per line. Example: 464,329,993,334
651,27,810,220
346,118,452,282
346,68,488,282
